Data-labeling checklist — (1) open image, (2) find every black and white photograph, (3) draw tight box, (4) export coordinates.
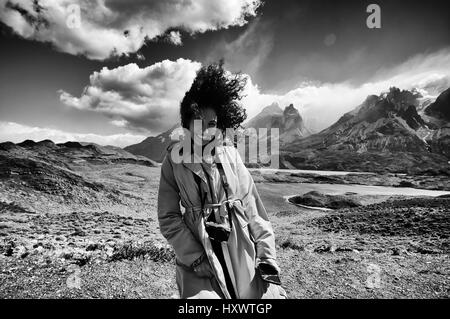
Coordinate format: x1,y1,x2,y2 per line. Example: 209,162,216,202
0,0,449,305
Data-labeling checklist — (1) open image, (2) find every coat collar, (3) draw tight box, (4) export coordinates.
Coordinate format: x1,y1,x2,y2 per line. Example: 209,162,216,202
167,133,231,184
181,144,226,184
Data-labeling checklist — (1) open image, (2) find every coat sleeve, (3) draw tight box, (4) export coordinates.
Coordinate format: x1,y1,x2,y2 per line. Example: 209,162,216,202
157,155,205,267
232,148,278,267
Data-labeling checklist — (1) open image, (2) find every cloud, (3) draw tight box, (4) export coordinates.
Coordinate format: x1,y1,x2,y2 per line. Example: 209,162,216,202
110,119,128,128
206,18,274,77
241,47,450,132
0,121,146,147
0,0,261,60
166,31,182,46
59,58,202,134
59,48,450,136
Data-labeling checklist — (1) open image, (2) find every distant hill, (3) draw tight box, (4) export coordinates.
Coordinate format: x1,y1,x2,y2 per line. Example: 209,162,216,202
124,124,179,163
0,139,157,204
0,139,157,173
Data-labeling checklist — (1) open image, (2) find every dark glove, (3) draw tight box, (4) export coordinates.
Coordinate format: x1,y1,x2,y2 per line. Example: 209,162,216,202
257,259,282,285
191,254,214,278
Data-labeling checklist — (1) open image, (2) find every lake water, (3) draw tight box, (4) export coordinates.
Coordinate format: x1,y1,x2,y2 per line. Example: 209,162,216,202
250,168,377,176
277,182,450,197
255,181,449,213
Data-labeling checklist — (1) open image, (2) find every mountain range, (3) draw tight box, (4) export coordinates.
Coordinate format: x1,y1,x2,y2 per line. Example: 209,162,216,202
0,140,156,168
123,86,449,174
281,87,449,174
124,103,310,162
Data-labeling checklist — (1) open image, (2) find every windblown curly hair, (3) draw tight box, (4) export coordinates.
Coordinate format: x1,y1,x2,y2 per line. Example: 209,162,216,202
180,60,247,131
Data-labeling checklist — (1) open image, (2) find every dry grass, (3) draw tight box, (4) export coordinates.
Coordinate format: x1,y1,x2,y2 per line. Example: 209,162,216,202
1,165,449,299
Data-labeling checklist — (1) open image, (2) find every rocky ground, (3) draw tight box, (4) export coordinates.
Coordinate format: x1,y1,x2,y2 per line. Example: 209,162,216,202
265,195,450,298
0,162,176,299
0,154,449,298
288,191,363,209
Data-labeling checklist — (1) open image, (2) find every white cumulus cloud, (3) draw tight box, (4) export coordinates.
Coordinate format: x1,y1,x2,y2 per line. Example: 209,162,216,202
241,48,450,132
0,0,261,60
167,31,182,46
59,48,450,136
59,58,202,134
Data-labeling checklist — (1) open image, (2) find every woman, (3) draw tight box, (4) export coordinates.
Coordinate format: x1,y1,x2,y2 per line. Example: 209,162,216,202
157,61,287,299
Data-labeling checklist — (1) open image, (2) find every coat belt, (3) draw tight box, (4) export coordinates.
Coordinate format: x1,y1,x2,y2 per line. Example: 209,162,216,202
185,199,243,217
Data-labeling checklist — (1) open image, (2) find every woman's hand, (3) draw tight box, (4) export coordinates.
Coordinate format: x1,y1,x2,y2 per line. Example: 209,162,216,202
193,258,215,278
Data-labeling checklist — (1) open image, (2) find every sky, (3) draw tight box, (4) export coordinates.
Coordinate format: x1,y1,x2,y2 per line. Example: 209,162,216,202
0,0,449,147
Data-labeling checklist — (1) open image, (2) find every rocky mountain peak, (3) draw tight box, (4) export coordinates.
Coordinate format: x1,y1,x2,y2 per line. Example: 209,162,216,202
282,104,304,130
350,87,425,130
425,87,450,121
261,102,283,115
284,103,296,112
283,103,300,117
385,87,421,110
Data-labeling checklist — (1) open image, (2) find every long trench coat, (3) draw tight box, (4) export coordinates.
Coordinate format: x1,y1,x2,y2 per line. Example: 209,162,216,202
157,139,287,299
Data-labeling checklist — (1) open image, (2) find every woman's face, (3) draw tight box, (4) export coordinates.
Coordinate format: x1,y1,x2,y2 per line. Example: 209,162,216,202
188,107,218,145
